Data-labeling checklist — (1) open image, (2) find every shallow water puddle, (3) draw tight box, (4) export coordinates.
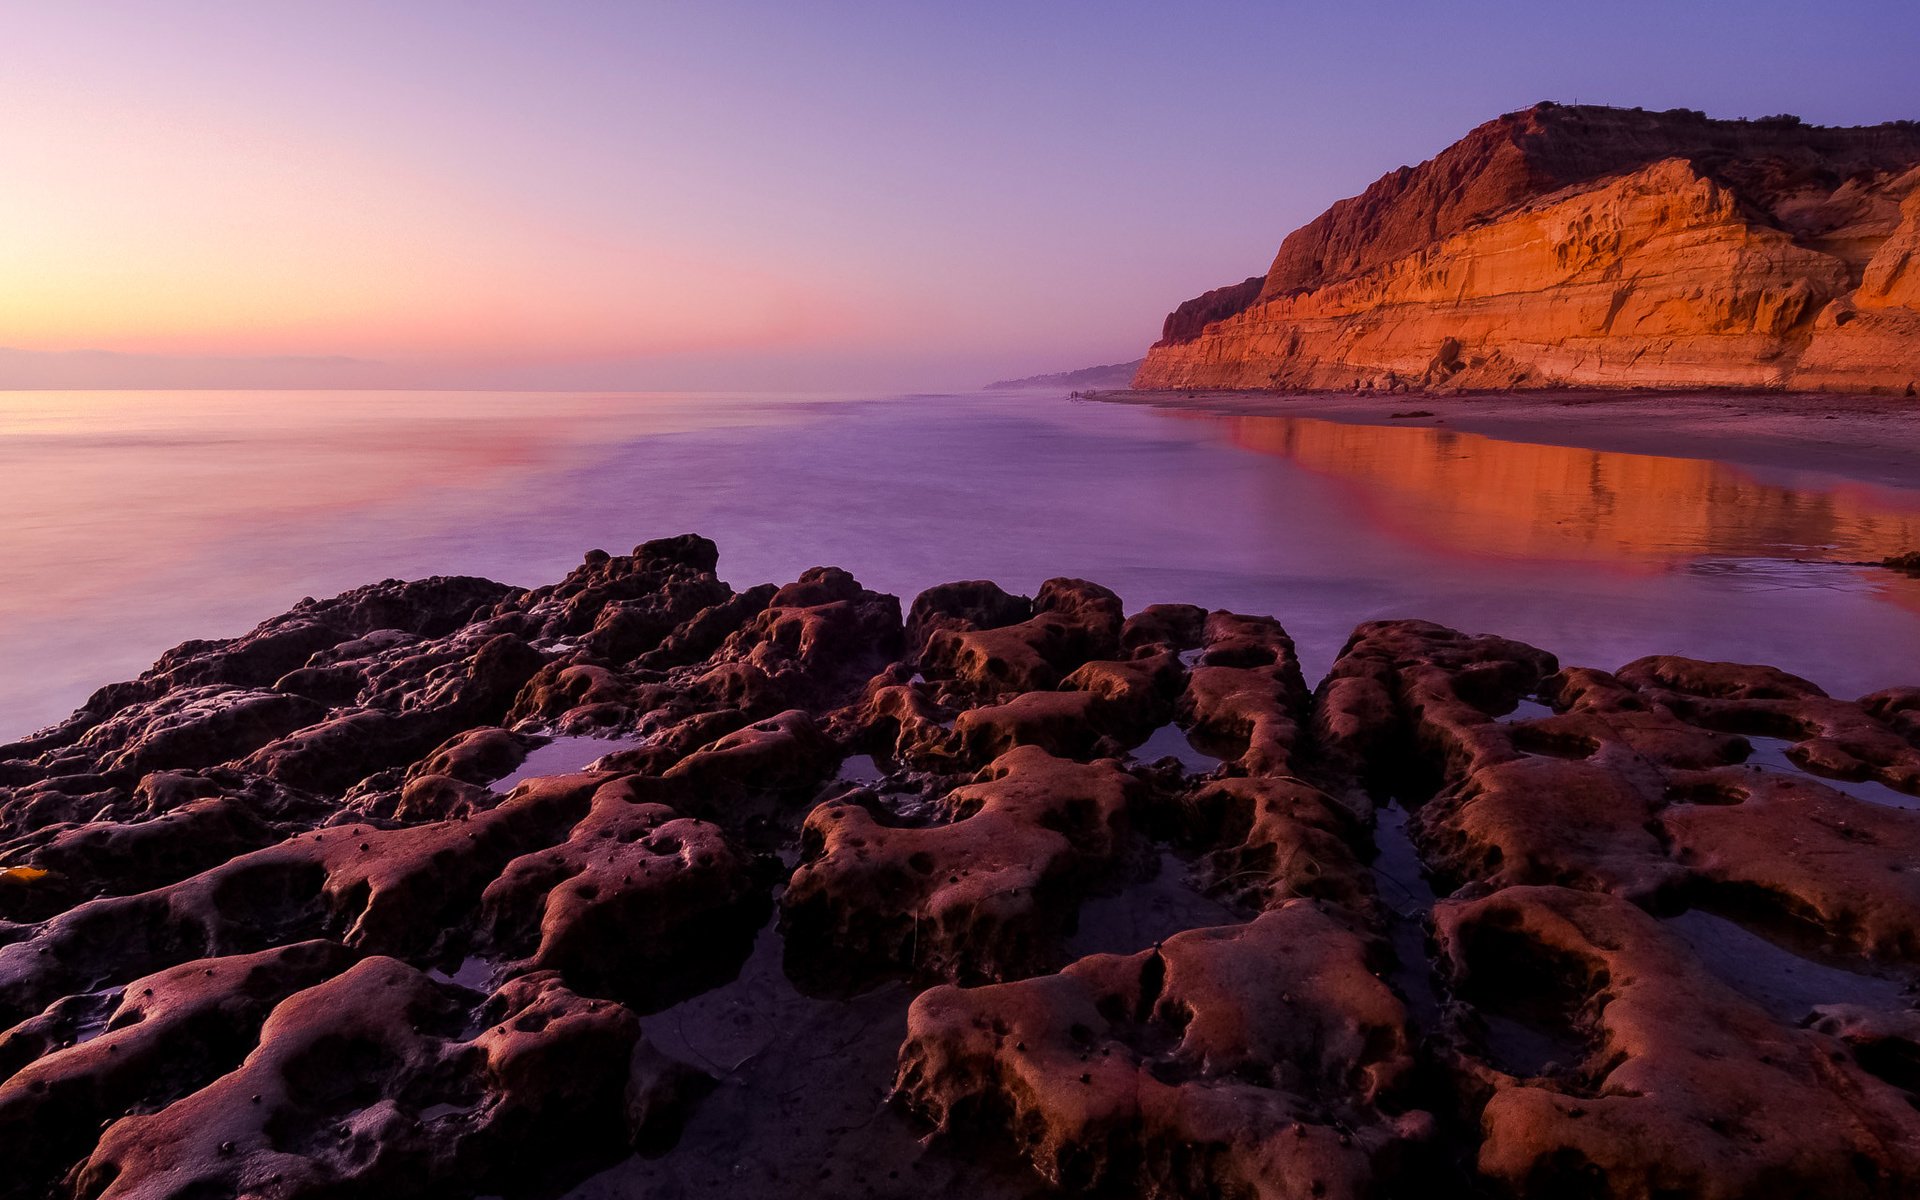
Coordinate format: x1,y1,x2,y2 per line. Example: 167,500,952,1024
1129,724,1223,774
1371,800,1444,1024
874,790,947,827
820,755,951,826
1065,849,1239,959
1741,736,1920,810
428,956,497,991
1373,797,1581,1075
69,988,124,1048
1479,1012,1588,1079
1496,698,1556,724
1664,908,1914,1023
833,753,886,786
636,917,794,1077
488,735,645,791
417,1101,475,1121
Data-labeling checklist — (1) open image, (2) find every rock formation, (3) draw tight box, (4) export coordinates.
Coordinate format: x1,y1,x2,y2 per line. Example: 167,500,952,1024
1136,104,1920,394
2,536,1919,1197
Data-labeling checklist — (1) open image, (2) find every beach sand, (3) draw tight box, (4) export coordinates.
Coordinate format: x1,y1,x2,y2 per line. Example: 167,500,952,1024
1093,389,1920,493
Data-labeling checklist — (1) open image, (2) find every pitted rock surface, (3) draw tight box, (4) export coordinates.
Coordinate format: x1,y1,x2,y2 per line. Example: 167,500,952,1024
0,536,1914,1198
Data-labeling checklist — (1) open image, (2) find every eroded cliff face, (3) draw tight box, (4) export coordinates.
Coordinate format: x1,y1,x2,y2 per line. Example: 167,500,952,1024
1138,104,1920,394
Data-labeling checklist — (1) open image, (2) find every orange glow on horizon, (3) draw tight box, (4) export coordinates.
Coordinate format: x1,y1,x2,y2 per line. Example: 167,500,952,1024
0,96,864,366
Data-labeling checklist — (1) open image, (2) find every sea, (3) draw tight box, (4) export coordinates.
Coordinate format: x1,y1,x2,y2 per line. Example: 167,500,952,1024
4,387,1919,739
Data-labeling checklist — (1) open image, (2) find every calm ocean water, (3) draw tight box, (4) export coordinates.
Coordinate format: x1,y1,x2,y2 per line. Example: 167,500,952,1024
4,388,1919,739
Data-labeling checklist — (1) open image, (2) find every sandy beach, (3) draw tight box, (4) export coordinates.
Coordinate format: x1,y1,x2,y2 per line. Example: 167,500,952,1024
1094,389,1920,493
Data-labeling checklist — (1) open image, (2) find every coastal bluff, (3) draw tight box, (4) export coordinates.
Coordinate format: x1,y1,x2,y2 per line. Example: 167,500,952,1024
1136,103,1920,394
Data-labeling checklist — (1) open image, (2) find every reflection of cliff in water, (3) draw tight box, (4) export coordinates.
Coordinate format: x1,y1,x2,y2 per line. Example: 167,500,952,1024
1211,414,1920,569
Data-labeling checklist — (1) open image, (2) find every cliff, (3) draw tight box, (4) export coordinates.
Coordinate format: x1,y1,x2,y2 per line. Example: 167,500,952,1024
1136,104,1920,394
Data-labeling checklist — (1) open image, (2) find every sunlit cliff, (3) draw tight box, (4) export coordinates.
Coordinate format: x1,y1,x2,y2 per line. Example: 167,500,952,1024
1139,104,1920,395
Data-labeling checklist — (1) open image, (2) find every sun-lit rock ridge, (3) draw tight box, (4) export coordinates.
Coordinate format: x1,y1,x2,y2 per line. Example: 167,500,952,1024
1136,103,1920,394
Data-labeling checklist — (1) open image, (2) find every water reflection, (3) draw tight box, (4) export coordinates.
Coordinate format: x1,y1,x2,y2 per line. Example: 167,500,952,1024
1209,414,1920,569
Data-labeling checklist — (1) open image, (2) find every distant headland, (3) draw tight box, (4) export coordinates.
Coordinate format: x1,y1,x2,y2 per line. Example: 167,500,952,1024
983,359,1144,390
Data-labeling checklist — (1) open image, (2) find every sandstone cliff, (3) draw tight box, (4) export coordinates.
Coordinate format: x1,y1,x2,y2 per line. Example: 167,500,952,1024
1136,104,1920,394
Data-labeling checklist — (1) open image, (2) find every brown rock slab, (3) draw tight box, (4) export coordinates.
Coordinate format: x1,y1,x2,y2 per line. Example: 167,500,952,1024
895,901,1431,1199
1435,886,1920,1198
782,746,1141,986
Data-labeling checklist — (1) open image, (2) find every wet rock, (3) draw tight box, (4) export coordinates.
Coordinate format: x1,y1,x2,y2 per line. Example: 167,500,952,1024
905,580,1033,657
1119,602,1208,655
1809,1005,1920,1096
580,572,732,664
487,535,721,643
832,666,962,769
1316,619,1559,788
0,941,352,1200
895,901,1432,1198
954,653,1177,765
1179,612,1316,777
1416,754,1680,902
389,773,498,824
411,725,542,787
2,575,511,768
1178,775,1375,918
0,772,606,1027
1659,769,1920,959
782,746,1141,986
701,568,904,707
1863,686,1920,743
637,582,778,669
508,659,649,731
1325,623,1920,958
243,632,547,793
478,779,770,1009
1,543,1916,1198
0,787,290,920
1543,666,1750,767
655,709,841,826
72,957,666,1200
953,688,1114,762
373,725,542,824
83,687,328,778
1435,886,1920,1198
922,578,1123,698
1618,655,1920,796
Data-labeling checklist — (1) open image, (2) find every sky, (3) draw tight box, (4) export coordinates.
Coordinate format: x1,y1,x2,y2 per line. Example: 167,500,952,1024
4,1,1919,391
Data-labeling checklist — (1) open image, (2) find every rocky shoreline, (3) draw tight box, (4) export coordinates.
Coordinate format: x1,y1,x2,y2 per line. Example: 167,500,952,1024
3,535,1919,1198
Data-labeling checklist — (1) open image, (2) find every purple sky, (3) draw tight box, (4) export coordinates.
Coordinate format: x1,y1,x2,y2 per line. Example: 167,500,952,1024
5,1,1918,390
